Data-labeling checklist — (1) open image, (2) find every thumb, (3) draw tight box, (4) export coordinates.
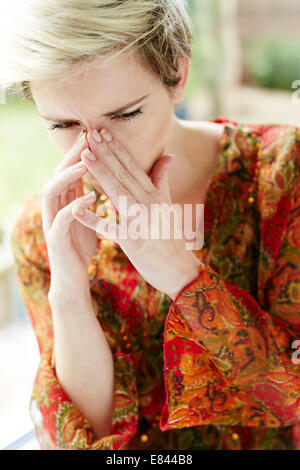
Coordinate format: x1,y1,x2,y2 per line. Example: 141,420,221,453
150,154,176,200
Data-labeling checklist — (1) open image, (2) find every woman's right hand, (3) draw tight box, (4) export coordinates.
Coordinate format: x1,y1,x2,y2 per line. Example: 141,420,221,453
42,132,99,296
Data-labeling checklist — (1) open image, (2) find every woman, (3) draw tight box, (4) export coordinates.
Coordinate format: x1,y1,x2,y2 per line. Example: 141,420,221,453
2,0,299,450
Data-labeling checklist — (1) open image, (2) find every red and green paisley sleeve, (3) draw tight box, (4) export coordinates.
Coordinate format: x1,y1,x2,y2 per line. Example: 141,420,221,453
160,123,300,431
10,195,139,450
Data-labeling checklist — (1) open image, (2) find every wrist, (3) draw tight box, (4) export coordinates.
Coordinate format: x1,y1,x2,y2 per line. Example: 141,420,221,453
48,281,92,310
167,259,201,301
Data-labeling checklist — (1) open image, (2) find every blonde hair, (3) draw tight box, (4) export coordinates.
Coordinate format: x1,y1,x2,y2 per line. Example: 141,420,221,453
0,0,194,101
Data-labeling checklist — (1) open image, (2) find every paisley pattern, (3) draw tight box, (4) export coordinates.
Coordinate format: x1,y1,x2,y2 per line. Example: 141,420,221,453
10,117,300,450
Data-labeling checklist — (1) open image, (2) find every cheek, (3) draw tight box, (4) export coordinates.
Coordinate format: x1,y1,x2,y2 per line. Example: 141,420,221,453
151,120,170,144
46,130,79,156
137,123,171,171
123,121,170,171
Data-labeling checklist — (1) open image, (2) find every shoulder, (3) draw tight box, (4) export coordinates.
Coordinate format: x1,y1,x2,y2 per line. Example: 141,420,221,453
217,119,299,217
256,123,299,218
253,122,300,269
209,118,299,185
203,118,299,260
11,191,49,271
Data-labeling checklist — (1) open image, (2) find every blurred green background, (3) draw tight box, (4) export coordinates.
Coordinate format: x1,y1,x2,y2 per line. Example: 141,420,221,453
0,95,61,223
245,31,300,90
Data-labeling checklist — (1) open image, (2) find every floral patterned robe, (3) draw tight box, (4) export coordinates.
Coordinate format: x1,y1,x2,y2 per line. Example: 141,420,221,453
11,117,300,450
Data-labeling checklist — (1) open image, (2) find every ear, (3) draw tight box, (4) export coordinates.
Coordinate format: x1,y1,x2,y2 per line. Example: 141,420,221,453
170,57,191,106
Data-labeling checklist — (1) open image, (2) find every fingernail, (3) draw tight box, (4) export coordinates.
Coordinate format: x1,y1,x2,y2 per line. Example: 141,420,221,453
81,148,96,161
76,130,86,143
101,128,112,142
72,161,87,172
92,129,102,143
83,190,96,200
74,206,85,216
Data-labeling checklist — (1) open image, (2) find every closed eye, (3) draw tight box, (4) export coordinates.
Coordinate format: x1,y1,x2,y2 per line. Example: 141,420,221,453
48,108,144,131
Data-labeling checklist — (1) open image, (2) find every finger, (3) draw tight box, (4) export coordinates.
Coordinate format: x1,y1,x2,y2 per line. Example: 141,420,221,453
42,161,88,234
50,191,97,242
150,155,174,202
72,206,123,243
87,129,155,194
86,134,145,202
80,147,137,216
60,182,76,209
53,130,88,176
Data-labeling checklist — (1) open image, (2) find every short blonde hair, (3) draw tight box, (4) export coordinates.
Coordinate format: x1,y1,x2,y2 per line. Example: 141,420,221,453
0,0,194,101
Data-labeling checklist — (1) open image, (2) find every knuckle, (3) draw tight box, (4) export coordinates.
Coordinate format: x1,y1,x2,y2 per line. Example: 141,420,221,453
117,165,127,182
114,140,122,154
127,160,136,176
41,183,50,199
101,145,110,160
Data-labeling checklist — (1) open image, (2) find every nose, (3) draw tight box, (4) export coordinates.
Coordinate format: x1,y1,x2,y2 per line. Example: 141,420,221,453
76,129,86,142
76,129,94,151
76,127,103,145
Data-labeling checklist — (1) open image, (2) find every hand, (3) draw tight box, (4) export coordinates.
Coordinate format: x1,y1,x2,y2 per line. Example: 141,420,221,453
72,128,203,300
42,131,99,295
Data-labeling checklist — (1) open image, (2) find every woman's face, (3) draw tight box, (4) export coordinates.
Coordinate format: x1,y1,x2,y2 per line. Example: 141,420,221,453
30,51,188,193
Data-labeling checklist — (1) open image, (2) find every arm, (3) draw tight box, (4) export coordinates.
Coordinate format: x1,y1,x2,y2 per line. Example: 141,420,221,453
161,267,300,430
11,195,138,450
160,124,300,431
48,285,114,440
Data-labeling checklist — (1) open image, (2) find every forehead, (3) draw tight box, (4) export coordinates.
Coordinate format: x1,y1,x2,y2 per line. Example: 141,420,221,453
31,51,155,102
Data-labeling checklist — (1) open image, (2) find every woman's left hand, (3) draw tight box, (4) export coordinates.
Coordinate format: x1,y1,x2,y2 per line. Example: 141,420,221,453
73,128,203,300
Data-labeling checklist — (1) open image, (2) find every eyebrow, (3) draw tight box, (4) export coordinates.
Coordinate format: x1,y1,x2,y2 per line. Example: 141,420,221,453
39,94,148,122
